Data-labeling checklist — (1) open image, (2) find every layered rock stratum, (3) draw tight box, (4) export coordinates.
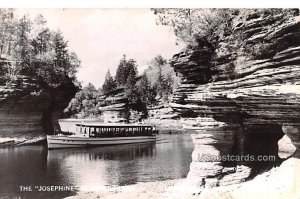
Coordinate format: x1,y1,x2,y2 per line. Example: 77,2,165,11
97,88,184,133
0,75,77,139
169,9,300,190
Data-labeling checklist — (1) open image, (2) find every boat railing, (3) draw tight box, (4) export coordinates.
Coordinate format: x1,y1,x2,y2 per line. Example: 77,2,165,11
89,130,155,138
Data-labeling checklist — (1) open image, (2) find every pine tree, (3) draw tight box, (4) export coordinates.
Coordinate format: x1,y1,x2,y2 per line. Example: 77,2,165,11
126,69,137,89
115,55,138,87
115,55,126,86
124,58,137,82
102,70,117,94
53,31,69,74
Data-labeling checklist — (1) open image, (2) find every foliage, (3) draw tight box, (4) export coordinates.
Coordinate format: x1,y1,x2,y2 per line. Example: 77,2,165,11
152,9,236,46
138,73,157,106
64,83,102,118
102,70,117,94
153,9,300,59
105,55,146,113
115,54,138,87
140,55,179,103
0,9,81,88
66,53,179,118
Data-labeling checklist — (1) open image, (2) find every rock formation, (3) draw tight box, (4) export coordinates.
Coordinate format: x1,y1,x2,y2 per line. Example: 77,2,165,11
98,88,183,133
0,75,78,138
170,9,300,189
98,88,145,123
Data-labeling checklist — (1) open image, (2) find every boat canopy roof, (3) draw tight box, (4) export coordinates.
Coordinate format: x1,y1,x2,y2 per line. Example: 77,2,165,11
75,123,153,128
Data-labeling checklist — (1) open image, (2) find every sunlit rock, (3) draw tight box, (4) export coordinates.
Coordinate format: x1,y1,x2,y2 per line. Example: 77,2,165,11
278,135,297,159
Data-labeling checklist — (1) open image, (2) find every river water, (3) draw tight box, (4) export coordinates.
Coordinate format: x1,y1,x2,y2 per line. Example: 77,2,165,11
0,133,194,199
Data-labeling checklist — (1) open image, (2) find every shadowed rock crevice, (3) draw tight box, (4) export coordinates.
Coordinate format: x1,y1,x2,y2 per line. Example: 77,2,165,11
235,125,284,179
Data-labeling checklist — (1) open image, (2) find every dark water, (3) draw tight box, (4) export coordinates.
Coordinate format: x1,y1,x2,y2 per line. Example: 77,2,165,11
0,134,193,199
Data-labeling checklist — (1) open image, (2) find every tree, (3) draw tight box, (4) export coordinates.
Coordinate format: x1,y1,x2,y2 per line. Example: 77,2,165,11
53,31,69,75
115,54,138,87
102,70,117,94
64,82,101,118
161,73,174,101
31,14,51,55
33,30,80,87
148,55,168,98
0,10,81,89
124,58,137,82
153,55,166,96
141,54,178,103
12,15,32,76
115,55,126,86
82,83,97,98
68,51,81,80
126,68,137,89
152,9,236,46
138,73,156,106
0,9,15,57
125,65,142,109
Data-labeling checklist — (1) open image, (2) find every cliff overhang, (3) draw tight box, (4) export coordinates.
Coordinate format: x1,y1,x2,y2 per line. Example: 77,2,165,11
170,9,300,188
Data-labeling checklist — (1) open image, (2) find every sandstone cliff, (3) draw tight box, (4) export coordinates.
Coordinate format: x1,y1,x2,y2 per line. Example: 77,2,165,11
97,88,183,133
169,9,300,190
0,75,78,139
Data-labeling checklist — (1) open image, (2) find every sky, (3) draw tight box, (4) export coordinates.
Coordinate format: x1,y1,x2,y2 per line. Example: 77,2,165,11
15,9,184,88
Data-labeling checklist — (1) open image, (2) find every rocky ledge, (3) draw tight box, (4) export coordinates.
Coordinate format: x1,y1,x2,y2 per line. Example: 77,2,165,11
170,9,300,193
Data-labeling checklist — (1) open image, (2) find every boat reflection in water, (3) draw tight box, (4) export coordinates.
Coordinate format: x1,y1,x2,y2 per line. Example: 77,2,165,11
47,142,157,187
46,134,193,188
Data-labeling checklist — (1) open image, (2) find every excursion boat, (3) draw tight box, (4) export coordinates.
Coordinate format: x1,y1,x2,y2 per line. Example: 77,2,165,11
47,123,158,149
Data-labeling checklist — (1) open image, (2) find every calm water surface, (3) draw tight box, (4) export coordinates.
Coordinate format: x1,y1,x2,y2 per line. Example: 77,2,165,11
0,134,193,199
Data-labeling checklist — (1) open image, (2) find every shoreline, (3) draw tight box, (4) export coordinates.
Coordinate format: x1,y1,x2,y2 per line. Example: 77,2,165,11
64,179,198,199
0,136,46,148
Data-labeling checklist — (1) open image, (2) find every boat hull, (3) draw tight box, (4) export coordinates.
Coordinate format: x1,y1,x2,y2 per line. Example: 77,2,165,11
47,135,156,149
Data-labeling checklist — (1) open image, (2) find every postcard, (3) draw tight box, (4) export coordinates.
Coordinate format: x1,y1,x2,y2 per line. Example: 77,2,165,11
0,6,299,199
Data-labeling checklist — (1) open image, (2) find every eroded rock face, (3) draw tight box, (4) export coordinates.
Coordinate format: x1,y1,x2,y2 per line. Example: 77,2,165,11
170,9,300,188
98,88,145,123
98,91,183,133
0,75,78,138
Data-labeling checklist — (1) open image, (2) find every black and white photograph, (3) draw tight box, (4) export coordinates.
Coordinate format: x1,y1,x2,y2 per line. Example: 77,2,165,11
0,4,300,199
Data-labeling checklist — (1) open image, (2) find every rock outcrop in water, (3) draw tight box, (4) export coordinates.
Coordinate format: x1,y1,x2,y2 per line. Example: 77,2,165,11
0,75,78,138
97,88,143,123
170,9,300,188
97,88,184,133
